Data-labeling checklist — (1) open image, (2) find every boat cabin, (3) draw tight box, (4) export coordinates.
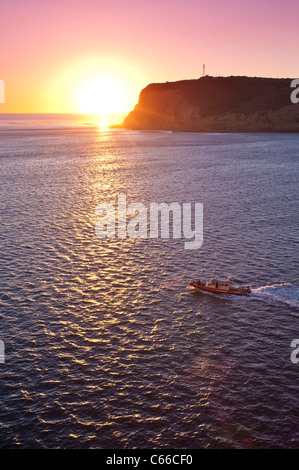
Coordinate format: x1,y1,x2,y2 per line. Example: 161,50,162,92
207,279,231,290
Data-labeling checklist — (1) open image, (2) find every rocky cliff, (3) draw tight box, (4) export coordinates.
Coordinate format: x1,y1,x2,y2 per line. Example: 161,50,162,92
123,76,299,132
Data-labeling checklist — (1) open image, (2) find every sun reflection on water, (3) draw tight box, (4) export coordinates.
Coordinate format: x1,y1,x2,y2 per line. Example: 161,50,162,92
95,114,109,131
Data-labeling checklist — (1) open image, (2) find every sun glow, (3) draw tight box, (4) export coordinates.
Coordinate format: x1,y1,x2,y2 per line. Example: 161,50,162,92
43,57,142,115
76,76,130,115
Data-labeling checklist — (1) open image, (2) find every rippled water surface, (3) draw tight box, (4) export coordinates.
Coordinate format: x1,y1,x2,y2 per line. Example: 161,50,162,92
0,120,298,448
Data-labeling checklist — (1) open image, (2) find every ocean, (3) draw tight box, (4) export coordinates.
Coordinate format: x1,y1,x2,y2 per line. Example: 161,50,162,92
0,114,298,448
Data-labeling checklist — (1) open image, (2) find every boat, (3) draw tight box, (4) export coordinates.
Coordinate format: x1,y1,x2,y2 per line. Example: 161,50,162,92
190,277,251,296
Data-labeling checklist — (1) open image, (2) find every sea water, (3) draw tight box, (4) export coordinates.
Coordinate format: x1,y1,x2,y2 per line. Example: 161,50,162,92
0,115,298,448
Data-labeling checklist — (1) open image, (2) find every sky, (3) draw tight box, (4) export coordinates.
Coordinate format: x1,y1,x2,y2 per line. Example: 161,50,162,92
0,0,298,114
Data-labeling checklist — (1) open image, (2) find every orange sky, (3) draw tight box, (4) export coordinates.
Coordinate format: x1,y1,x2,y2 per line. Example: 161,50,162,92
1,0,298,114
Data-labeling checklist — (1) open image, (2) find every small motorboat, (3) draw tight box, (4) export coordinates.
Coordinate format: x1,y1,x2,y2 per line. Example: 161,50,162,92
190,277,251,296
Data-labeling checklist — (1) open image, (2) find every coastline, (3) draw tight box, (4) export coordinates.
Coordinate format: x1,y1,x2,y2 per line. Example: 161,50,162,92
122,76,299,133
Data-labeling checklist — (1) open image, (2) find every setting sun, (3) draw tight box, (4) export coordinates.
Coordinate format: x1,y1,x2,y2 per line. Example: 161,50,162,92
1,0,299,453
76,76,130,115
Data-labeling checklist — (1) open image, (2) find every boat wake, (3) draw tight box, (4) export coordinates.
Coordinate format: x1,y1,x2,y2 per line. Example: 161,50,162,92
251,283,299,308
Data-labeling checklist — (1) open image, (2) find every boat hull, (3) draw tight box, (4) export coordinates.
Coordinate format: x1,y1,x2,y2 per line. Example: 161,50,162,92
190,281,250,296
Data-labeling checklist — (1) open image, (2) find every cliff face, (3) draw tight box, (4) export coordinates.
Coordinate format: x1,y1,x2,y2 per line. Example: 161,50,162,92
123,76,299,132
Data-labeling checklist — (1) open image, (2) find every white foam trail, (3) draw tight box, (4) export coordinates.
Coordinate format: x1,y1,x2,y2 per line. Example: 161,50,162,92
251,283,299,308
